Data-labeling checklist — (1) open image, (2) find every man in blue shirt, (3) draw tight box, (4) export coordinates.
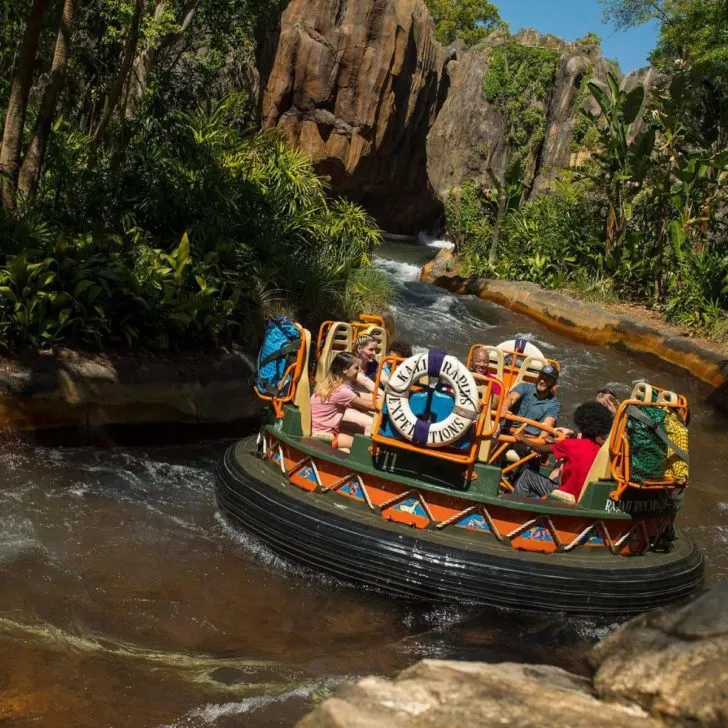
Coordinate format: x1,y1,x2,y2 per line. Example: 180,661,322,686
498,364,561,476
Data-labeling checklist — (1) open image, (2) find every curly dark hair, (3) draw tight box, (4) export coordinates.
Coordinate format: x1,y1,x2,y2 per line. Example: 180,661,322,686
388,340,412,358
573,401,613,440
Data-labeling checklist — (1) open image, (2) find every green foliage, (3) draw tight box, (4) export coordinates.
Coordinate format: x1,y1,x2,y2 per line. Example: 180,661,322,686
0,0,384,352
602,0,728,145
444,182,493,270
0,92,383,351
571,67,597,150
483,41,560,155
425,0,504,47
494,179,604,288
579,71,656,250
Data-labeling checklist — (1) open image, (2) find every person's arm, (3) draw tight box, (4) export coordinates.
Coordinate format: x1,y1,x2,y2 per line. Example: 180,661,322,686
499,389,521,417
351,393,374,412
541,399,561,432
513,430,554,454
355,370,375,393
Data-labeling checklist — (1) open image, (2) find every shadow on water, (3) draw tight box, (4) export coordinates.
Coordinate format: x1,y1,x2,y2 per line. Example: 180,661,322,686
0,241,725,727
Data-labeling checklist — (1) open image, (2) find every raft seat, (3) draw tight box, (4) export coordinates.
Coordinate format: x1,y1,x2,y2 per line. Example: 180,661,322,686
550,382,686,507
293,328,313,436
315,322,354,383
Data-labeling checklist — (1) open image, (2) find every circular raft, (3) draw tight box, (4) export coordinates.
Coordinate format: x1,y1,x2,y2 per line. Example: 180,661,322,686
216,438,704,615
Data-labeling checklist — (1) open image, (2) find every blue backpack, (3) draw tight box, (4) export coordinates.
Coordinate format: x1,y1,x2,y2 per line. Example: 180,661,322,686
255,317,302,397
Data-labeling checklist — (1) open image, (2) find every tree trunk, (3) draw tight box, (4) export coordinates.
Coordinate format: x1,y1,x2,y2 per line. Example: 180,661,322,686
489,188,508,266
0,0,51,214
125,0,201,121
93,0,145,144
18,0,79,198
653,171,671,301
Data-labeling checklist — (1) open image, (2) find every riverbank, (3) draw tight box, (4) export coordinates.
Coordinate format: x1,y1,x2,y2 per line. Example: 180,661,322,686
0,346,260,437
421,249,728,407
298,579,728,727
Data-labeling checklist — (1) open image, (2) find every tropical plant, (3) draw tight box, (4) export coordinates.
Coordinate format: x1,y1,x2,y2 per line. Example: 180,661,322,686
486,153,525,265
579,71,655,253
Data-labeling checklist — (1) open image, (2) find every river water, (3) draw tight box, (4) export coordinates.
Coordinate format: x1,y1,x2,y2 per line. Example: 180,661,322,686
0,242,726,727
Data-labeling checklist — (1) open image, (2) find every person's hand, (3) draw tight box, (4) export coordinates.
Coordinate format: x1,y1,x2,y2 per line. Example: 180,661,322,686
555,427,574,439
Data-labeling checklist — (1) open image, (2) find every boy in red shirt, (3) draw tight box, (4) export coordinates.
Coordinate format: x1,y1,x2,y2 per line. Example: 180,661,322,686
511,401,613,500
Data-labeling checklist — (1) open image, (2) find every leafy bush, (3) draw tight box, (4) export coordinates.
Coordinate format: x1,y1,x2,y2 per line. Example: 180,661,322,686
0,95,384,351
494,179,603,288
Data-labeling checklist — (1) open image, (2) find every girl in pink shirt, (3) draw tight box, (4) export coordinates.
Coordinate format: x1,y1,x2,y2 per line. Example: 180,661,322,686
311,352,374,450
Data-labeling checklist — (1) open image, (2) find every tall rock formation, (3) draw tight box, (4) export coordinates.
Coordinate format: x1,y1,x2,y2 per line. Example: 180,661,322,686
259,0,650,232
260,0,447,232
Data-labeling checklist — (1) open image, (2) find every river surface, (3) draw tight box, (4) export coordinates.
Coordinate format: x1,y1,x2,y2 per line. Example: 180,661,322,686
0,242,726,726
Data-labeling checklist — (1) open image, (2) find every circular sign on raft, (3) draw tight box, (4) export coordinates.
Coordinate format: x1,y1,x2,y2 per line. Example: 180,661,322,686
384,350,481,447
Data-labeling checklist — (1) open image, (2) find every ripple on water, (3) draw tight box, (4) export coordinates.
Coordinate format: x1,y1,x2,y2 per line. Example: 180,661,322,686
0,514,41,562
167,678,346,727
214,512,378,595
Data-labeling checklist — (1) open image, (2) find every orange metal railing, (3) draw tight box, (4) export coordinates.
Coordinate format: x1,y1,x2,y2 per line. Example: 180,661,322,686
608,388,689,501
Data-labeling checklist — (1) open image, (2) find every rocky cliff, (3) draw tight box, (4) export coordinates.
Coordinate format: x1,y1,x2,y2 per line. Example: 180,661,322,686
259,0,650,232
297,579,728,727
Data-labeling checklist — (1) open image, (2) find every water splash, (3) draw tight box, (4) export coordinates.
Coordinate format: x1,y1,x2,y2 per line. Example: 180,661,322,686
417,231,454,250
373,255,422,282
168,678,346,726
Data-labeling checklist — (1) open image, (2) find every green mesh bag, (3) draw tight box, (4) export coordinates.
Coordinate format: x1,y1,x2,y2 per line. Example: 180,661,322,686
627,406,668,483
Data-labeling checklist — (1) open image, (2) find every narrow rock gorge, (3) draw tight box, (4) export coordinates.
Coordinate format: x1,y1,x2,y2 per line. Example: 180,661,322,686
258,0,656,231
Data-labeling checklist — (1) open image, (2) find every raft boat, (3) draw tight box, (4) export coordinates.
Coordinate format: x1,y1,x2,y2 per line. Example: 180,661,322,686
216,315,703,614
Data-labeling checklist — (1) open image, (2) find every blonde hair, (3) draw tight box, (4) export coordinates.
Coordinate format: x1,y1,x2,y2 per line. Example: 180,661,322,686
354,334,377,354
315,352,356,401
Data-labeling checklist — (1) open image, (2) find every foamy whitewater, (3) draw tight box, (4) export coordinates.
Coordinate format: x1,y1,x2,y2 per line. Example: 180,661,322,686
418,231,454,249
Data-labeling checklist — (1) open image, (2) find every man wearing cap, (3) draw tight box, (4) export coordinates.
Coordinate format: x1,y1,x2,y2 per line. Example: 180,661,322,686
498,365,561,474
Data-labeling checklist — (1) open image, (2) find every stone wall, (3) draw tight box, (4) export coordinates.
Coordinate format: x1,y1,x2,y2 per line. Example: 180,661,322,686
0,348,259,434
421,249,728,397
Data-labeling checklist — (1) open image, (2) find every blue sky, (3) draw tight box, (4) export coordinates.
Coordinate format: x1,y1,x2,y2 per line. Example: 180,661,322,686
491,0,659,72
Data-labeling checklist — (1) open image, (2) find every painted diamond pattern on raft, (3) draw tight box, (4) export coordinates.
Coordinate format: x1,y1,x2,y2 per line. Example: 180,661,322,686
519,525,553,543
264,436,657,556
340,480,364,500
457,513,491,532
298,464,318,485
394,497,429,518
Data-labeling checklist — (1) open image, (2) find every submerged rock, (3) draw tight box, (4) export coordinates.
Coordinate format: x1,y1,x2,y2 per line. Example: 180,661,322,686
296,581,727,726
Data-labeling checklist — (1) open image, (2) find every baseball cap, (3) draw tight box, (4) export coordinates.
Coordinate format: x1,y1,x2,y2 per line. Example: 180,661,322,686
539,364,559,382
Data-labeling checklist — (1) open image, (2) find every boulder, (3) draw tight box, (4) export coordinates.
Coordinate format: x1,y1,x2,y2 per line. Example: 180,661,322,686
296,659,660,727
297,581,728,727
259,2,664,230
591,581,728,725
0,348,259,433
